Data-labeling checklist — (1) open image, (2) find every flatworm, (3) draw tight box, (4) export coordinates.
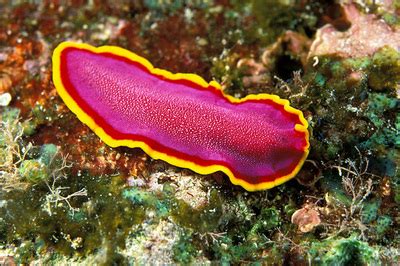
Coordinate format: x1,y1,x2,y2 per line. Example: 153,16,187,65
52,42,310,191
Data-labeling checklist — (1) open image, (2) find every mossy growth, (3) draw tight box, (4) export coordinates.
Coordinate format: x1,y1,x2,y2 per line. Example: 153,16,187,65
361,1,400,26
210,51,245,97
247,207,280,239
368,46,400,91
306,42,399,97
376,215,392,236
123,186,170,218
360,199,381,224
0,172,145,264
171,188,222,233
301,55,372,161
212,234,266,264
17,144,61,184
320,173,352,207
394,177,400,204
203,190,291,263
0,107,42,189
309,236,380,265
381,11,400,26
231,0,320,45
0,107,37,145
143,0,210,15
301,49,399,191
14,239,45,264
18,160,49,183
123,187,157,205
39,144,58,166
30,102,60,127
172,231,198,264
118,183,289,264
0,107,23,148
305,55,370,95
366,93,397,126
362,93,399,151
0,108,23,159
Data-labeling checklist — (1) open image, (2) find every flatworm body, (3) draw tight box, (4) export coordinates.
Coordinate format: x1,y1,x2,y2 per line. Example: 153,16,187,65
52,42,309,191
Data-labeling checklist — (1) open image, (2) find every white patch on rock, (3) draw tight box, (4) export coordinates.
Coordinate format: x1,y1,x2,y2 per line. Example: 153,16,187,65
0,93,12,106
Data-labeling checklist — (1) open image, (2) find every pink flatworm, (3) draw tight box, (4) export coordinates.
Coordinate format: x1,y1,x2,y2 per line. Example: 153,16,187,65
52,42,310,191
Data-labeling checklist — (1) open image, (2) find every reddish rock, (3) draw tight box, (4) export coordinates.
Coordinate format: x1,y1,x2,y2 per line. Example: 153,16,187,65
309,4,400,59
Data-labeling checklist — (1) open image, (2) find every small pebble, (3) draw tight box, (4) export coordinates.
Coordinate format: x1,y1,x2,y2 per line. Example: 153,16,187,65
0,92,12,106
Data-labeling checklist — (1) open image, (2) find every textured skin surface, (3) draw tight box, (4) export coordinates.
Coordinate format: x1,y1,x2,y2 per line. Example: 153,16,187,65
57,45,308,187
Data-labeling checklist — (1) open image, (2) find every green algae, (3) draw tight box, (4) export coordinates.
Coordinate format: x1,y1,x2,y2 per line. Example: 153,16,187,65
202,191,291,263
361,1,400,26
362,93,399,152
296,45,399,263
123,186,171,218
39,144,58,166
302,48,399,170
247,207,280,239
361,199,381,224
14,240,46,264
123,183,291,263
144,0,211,15
382,13,400,25
238,0,320,45
172,232,198,264
18,160,49,183
123,183,223,232
171,188,222,233
314,73,326,87
0,107,36,137
17,144,60,184
376,215,393,236
0,107,36,189
212,234,265,264
369,46,400,91
123,187,157,205
0,107,20,124
0,172,145,263
309,236,380,265
320,174,352,208
210,51,245,96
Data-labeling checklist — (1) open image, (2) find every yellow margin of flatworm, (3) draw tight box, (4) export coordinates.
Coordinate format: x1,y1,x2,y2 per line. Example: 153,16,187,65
52,41,310,192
